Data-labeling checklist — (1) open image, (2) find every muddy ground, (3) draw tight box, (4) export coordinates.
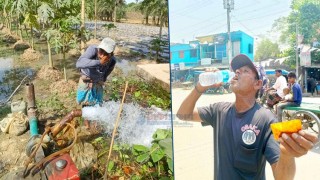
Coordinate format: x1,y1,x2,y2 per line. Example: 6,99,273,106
0,21,168,179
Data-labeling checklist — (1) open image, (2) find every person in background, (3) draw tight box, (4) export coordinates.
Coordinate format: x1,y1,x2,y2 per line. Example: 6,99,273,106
266,69,288,107
309,76,318,96
274,87,292,115
276,72,302,121
76,37,116,129
177,54,317,180
281,87,293,102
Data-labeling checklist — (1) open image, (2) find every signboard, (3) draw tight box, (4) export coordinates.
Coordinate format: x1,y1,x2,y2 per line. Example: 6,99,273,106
200,58,211,66
300,51,311,66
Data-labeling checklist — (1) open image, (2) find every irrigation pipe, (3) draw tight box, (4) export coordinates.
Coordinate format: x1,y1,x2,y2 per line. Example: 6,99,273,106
0,75,30,106
104,81,129,180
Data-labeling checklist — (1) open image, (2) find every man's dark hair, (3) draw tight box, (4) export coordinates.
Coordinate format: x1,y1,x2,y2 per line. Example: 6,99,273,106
288,72,297,79
275,69,282,74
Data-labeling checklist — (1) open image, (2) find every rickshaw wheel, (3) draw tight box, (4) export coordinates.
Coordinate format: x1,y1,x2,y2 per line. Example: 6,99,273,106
292,110,320,150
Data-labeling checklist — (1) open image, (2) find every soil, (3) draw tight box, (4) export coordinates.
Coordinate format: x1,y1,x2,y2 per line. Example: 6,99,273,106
0,19,168,178
50,79,78,97
20,48,43,62
37,65,62,81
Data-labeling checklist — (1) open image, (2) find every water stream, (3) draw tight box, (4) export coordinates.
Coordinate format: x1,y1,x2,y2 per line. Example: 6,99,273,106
115,59,137,75
0,57,34,104
82,101,171,146
0,58,14,101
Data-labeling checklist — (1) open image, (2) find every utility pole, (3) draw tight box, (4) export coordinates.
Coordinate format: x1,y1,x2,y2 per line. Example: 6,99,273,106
224,0,234,64
295,23,299,79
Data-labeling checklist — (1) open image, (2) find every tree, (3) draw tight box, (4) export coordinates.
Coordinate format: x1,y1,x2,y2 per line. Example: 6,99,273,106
254,39,280,61
276,2,320,68
95,0,125,22
297,3,320,43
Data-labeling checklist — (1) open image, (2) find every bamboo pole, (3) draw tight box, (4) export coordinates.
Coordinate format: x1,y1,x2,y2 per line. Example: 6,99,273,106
103,81,129,180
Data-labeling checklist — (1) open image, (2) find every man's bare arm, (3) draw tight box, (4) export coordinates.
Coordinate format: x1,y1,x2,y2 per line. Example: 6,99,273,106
176,83,222,122
271,155,295,180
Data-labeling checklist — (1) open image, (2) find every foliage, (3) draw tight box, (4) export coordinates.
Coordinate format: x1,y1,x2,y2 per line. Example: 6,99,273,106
297,3,320,43
311,50,320,64
150,37,168,61
96,0,126,21
279,48,296,69
105,76,170,110
276,1,320,67
102,23,117,36
126,2,140,11
254,38,280,61
93,129,173,179
37,93,68,115
140,0,168,27
0,105,11,120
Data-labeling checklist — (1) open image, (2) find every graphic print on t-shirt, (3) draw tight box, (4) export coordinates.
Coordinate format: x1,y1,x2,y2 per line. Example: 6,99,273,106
241,124,260,145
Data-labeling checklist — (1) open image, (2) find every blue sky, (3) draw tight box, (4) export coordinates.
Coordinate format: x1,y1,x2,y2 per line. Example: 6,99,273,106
169,0,292,43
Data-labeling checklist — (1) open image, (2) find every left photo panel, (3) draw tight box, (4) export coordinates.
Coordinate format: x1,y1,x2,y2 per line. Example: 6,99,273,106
0,0,173,179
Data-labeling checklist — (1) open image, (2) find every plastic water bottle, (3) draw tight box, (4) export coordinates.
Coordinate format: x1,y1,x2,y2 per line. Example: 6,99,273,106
198,70,235,86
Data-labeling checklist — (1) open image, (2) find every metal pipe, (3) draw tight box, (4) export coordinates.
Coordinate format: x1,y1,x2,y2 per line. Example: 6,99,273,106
26,83,36,110
26,83,38,136
51,109,82,137
24,83,47,179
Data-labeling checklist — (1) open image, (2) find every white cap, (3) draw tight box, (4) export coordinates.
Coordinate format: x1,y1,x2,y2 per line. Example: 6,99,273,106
97,37,116,53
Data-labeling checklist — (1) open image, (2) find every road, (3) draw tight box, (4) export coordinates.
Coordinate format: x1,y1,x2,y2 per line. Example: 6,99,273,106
172,88,320,180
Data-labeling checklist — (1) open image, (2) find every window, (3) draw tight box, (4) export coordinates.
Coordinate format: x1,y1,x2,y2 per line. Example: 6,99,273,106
179,51,184,58
190,49,197,58
248,44,253,53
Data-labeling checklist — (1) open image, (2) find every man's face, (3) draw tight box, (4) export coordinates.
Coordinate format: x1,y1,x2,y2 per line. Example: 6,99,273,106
288,76,295,84
98,48,112,64
275,71,280,77
230,65,262,95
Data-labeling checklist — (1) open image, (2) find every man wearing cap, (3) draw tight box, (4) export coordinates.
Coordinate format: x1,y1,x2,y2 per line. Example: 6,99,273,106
76,37,116,128
177,54,317,179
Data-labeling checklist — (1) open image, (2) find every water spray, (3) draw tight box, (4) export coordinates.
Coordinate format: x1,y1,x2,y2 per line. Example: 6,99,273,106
104,81,128,180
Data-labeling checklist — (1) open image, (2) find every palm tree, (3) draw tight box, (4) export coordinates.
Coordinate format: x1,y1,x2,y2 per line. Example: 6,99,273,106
140,0,168,61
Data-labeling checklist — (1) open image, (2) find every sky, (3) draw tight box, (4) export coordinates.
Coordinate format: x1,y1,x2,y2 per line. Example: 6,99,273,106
126,0,138,3
169,0,292,43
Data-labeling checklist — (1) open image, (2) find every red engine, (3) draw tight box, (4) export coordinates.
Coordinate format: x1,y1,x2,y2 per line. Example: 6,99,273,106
46,153,80,180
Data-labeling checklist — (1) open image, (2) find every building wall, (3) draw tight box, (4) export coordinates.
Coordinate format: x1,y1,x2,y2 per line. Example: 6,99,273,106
197,31,254,62
239,31,254,60
170,44,199,64
170,31,254,66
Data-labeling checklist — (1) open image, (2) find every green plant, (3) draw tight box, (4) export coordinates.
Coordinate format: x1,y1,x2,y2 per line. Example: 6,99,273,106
102,23,117,37
150,37,168,62
106,76,170,109
132,129,173,179
0,105,11,119
37,93,66,114
93,129,173,179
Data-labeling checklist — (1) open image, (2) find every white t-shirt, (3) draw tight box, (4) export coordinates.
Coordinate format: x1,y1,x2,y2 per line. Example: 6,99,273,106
284,93,293,100
272,75,287,98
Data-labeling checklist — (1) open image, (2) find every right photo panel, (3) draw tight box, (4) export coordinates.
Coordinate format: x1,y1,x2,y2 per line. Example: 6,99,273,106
169,0,320,179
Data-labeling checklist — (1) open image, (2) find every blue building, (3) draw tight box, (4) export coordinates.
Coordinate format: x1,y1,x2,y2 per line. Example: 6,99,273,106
170,43,200,66
170,30,254,67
